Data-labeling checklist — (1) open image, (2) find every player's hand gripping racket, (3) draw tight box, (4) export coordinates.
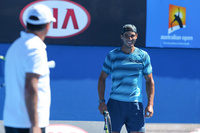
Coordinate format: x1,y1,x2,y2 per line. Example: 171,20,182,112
103,111,112,133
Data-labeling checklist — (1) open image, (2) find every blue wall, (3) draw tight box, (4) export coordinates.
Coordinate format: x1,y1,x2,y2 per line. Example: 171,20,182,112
0,43,200,123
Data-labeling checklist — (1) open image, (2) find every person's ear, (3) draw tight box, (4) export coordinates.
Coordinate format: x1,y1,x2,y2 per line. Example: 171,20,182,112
46,22,51,31
135,33,138,39
120,34,123,39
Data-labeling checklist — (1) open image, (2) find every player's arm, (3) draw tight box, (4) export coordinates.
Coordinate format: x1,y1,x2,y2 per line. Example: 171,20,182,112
98,70,108,114
25,73,41,133
144,73,155,118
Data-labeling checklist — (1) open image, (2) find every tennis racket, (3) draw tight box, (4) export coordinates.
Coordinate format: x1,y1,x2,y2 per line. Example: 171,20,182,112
103,111,112,133
0,55,5,88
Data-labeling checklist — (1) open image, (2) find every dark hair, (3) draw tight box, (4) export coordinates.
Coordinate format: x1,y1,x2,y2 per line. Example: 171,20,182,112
121,24,137,35
26,16,47,32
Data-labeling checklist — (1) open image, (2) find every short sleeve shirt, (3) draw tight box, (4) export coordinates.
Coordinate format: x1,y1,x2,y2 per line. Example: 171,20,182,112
102,47,152,102
3,31,50,128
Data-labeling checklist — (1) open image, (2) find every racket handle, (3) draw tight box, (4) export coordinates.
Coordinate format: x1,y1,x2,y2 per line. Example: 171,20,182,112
103,111,109,115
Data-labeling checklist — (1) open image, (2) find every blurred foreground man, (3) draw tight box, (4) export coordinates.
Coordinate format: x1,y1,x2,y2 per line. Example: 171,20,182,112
3,4,56,133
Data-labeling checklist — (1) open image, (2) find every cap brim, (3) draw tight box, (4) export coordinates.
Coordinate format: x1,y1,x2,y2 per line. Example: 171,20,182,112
52,17,56,22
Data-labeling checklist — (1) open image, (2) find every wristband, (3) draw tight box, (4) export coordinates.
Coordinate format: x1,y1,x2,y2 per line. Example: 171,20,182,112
98,99,105,104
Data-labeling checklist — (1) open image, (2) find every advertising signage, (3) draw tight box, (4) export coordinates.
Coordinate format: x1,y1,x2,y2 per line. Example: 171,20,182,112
146,0,200,49
20,1,91,38
1,0,199,48
0,0,146,47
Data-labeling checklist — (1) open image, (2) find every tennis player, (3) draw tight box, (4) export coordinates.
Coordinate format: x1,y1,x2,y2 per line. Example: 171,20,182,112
3,4,56,133
98,24,155,133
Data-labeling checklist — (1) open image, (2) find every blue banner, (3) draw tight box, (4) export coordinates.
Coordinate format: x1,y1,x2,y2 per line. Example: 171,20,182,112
146,0,200,48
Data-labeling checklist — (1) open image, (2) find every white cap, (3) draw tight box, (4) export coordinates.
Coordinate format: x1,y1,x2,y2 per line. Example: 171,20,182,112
26,4,56,25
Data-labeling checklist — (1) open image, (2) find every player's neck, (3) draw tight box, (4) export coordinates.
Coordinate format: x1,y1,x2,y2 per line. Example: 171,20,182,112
26,30,46,41
121,45,135,54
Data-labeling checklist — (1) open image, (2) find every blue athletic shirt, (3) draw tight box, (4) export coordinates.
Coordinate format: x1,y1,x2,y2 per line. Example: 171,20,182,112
102,47,152,102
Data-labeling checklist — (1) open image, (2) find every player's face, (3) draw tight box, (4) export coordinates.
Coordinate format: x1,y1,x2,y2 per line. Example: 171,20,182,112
121,31,138,48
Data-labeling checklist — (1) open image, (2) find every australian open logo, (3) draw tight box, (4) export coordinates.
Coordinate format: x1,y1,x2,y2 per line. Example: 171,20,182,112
168,4,186,34
160,4,193,45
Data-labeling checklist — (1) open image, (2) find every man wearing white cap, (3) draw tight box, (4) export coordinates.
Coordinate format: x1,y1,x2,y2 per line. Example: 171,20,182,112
3,4,56,133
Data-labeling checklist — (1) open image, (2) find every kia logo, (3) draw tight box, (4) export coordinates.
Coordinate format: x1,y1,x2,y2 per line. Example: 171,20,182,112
20,0,91,38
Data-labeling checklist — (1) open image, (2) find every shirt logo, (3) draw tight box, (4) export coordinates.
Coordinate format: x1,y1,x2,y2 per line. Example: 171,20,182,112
20,0,91,38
